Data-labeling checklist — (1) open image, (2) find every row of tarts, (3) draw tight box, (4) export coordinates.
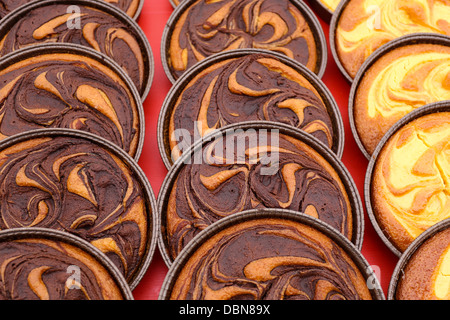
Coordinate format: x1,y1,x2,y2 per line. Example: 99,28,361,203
0,0,447,300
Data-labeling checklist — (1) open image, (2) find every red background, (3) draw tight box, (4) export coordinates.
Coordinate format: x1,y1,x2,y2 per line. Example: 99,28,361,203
132,0,399,300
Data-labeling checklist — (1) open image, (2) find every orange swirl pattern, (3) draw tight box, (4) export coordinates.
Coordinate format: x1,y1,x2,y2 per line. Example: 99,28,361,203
168,0,318,80
0,136,149,283
0,4,145,95
336,0,450,79
371,112,450,252
165,129,353,261
169,218,372,300
0,237,124,300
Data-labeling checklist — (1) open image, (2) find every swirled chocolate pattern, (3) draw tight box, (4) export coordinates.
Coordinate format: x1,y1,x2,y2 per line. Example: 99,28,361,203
0,237,124,300
336,0,450,79
0,0,141,19
396,227,450,300
167,0,318,80
169,218,372,300
354,43,450,156
0,53,140,157
0,3,146,95
0,135,149,283
164,129,353,260
371,113,450,253
169,53,335,162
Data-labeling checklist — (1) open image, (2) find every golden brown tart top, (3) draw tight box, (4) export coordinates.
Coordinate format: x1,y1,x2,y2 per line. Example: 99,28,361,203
371,112,450,253
353,43,450,156
335,0,450,79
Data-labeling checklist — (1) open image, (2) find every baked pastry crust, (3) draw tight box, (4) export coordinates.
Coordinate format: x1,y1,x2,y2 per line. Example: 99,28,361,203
354,43,450,156
169,217,372,300
371,112,450,253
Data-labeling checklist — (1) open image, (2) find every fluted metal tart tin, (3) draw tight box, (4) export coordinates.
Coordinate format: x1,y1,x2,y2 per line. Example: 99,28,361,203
0,227,134,300
387,218,450,300
349,33,450,160
157,48,345,169
364,101,450,258
0,128,159,290
131,0,145,21
159,208,385,300
168,0,179,8
160,0,328,83
0,0,154,101
0,42,145,161
157,121,364,267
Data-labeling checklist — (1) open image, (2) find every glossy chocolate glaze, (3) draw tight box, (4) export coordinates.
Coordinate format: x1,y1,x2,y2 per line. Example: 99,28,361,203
0,53,140,157
168,0,318,80
0,237,124,300
170,218,372,300
0,136,149,283
0,3,146,94
0,0,141,19
164,129,352,260
169,53,334,161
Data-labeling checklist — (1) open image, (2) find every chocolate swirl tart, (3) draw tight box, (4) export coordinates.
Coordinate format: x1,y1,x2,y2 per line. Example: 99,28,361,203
365,102,450,257
349,34,450,159
389,219,450,300
0,129,158,289
0,0,144,20
159,209,384,300
0,43,143,159
331,0,450,82
158,49,344,169
0,0,153,99
162,0,327,82
0,228,133,300
158,121,363,265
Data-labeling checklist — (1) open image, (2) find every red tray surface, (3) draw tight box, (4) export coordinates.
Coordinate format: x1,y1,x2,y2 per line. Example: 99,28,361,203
132,0,399,300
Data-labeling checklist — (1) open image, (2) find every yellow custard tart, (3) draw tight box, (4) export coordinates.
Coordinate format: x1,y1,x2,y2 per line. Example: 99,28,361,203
335,0,450,80
396,226,450,300
353,42,450,156
371,112,450,253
